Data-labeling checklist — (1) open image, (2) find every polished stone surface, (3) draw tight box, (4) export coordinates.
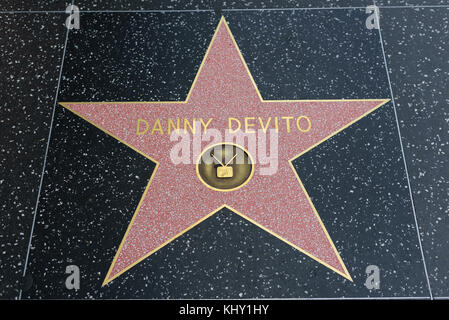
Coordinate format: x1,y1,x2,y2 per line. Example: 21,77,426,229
0,2,447,300
380,7,449,297
0,13,66,299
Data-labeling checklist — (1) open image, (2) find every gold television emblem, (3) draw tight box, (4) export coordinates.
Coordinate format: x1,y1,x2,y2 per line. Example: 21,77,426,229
196,143,253,192
217,166,233,178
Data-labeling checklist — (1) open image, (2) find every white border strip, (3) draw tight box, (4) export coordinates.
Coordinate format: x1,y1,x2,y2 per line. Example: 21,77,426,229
18,3,74,300
0,5,448,14
375,3,433,299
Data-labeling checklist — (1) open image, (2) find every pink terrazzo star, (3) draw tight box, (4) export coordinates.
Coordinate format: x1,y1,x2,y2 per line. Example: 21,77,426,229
60,17,388,285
